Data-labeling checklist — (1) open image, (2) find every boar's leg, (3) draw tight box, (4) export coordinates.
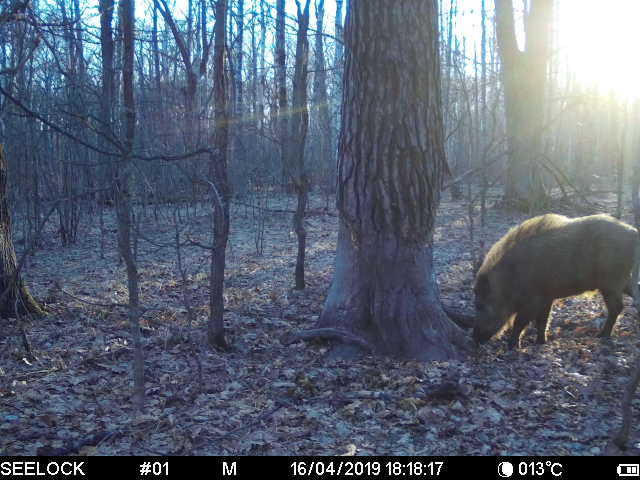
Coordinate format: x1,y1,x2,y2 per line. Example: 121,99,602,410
534,300,553,344
508,300,546,350
508,315,529,350
598,289,624,338
623,283,638,297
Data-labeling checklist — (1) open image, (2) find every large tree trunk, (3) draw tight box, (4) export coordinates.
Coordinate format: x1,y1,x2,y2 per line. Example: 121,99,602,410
317,0,467,361
0,145,44,317
495,0,552,210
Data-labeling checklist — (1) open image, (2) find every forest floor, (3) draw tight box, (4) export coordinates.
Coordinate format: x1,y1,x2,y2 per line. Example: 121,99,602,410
1,190,639,456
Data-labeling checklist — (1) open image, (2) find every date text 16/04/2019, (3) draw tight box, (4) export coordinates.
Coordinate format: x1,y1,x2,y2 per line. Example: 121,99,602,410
290,461,444,477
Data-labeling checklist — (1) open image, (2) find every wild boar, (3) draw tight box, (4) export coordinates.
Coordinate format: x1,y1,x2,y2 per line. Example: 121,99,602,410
472,213,640,349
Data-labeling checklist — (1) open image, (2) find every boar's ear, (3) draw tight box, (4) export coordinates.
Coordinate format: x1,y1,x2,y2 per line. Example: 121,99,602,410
475,276,490,297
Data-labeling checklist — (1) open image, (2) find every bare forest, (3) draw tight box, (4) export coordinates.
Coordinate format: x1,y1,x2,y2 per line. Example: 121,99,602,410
1,0,639,456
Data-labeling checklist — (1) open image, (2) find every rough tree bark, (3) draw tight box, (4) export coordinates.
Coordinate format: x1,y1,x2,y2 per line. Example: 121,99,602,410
207,0,230,350
495,0,552,210
317,0,468,361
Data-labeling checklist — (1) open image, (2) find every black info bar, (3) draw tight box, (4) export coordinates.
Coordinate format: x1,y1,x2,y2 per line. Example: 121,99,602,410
0,456,632,479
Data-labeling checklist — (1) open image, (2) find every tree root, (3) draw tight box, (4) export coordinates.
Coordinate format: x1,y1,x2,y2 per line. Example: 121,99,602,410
281,328,373,353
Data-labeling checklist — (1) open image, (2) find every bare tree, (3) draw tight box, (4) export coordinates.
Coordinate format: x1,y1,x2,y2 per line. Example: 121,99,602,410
332,0,344,149
317,0,468,360
207,0,230,350
334,0,344,68
233,0,244,116
275,0,287,149
284,0,311,290
154,0,213,137
98,0,115,207
115,0,144,409
495,0,553,210
312,0,334,192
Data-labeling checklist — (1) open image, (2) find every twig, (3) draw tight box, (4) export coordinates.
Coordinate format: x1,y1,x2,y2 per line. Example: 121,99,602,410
14,368,60,379
0,402,28,415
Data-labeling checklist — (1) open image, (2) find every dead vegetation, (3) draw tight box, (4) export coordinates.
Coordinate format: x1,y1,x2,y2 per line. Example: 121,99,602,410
0,193,638,455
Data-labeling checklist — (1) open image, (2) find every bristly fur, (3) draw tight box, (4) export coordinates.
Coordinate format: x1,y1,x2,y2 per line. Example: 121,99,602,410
478,213,568,277
473,213,640,349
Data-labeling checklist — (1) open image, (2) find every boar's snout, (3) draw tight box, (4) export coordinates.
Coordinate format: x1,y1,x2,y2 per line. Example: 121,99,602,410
472,298,498,343
472,302,505,344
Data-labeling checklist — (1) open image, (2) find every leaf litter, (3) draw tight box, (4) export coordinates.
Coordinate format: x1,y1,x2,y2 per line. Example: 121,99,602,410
0,193,638,455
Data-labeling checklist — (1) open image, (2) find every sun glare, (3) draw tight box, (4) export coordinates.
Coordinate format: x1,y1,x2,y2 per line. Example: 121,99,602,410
559,0,640,99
